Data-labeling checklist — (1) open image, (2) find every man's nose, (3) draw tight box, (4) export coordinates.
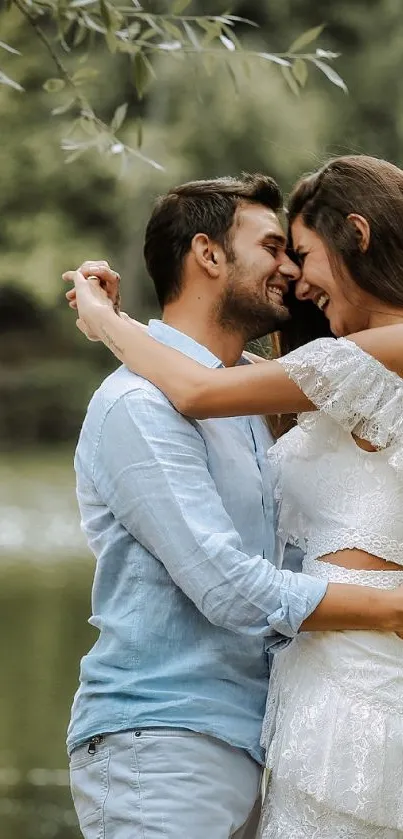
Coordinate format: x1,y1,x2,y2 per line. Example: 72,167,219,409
278,255,301,283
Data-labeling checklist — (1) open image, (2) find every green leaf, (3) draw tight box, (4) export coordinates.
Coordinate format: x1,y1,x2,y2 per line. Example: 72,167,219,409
258,53,291,67
316,48,340,60
289,24,325,54
312,58,348,92
172,0,191,12
43,78,66,93
146,54,157,78
127,22,141,38
72,67,99,83
224,15,259,28
0,40,21,56
220,34,236,52
198,19,221,46
281,65,300,96
64,148,88,164
133,51,154,99
143,15,164,35
81,13,105,34
51,98,75,115
0,70,23,92
105,29,119,53
215,16,234,26
221,23,242,49
157,41,182,52
111,102,128,133
73,23,88,47
139,28,158,43
99,0,122,33
61,137,94,154
292,57,308,87
182,21,201,51
117,40,140,55
162,20,183,41
100,0,113,31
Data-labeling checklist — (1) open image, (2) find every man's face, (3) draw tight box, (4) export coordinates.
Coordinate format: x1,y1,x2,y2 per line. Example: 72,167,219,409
216,202,301,340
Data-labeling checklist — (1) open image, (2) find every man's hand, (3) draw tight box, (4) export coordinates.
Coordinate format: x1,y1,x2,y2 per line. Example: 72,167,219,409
64,260,121,314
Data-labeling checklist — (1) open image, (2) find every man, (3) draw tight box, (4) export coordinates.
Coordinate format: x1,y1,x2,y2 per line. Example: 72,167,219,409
66,174,402,839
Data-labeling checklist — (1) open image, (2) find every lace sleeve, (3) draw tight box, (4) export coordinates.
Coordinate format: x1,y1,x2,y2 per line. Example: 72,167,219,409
275,336,403,451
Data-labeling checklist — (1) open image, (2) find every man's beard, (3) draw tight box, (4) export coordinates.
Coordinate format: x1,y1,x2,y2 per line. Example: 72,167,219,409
216,270,290,342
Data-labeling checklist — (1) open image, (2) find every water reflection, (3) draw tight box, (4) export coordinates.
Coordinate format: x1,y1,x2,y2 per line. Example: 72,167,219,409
0,449,85,557
0,450,93,839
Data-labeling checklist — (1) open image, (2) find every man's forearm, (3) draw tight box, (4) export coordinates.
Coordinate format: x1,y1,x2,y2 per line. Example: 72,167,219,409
302,583,401,632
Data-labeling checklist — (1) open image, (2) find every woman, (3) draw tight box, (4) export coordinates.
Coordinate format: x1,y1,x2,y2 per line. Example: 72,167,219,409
68,155,403,838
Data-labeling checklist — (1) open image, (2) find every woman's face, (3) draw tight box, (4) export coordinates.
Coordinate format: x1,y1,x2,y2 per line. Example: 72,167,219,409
290,215,370,337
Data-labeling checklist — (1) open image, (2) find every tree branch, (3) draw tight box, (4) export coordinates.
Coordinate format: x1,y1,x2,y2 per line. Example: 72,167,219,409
12,0,91,113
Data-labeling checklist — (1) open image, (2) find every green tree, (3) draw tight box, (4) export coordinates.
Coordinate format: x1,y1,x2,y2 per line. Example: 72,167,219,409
0,1,346,169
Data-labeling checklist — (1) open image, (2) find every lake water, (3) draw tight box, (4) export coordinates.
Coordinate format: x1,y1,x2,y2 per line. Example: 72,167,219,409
0,448,94,839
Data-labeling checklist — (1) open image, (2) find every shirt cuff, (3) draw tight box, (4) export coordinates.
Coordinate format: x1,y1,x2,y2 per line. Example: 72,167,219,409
264,577,328,652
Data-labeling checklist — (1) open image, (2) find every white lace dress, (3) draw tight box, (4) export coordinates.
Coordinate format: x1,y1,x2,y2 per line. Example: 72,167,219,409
259,337,403,839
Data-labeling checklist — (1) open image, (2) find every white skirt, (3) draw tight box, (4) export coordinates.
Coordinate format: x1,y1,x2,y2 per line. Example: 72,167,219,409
260,559,403,838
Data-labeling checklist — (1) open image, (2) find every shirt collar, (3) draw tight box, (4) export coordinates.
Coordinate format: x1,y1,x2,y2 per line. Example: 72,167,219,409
148,320,252,369
148,320,224,369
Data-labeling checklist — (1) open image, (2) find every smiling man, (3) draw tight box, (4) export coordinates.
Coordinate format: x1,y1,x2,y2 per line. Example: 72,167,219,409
67,173,322,839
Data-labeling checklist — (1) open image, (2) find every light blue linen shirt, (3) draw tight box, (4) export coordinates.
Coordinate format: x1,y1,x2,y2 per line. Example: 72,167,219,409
67,321,327,763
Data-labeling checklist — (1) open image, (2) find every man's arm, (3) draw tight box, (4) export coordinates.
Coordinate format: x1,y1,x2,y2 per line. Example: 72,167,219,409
93,388,403,641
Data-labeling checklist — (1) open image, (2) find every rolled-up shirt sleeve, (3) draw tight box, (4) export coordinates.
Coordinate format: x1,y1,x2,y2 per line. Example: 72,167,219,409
92,386,327,646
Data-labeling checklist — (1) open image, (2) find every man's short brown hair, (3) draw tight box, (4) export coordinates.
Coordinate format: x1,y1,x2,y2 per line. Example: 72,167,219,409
144,173,283,308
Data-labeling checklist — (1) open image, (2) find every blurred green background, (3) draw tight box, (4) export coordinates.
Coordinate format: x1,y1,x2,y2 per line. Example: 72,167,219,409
1,0,403,836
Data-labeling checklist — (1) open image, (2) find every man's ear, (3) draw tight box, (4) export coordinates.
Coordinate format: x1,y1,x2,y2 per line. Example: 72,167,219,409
347,213,370,252
191,234,221,277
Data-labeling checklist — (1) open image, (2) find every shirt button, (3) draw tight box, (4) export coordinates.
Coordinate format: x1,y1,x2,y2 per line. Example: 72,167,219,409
134,730,141,737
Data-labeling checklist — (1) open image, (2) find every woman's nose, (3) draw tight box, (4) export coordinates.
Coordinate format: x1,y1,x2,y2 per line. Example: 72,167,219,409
294,277,313,300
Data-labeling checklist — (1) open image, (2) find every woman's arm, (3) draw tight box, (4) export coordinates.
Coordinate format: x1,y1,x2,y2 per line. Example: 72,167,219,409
69,271,403,419
69,271,314,417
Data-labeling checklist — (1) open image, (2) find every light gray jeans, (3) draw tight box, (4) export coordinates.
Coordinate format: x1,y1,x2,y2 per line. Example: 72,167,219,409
70,728,262,839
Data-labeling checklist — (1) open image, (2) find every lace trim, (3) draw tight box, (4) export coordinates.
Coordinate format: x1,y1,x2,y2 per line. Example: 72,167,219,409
275,337,403,474
267,430,403,564
305,531,403,566
302,556,403,585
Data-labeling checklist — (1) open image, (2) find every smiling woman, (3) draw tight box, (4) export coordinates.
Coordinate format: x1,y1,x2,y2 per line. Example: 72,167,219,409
288,154,403,338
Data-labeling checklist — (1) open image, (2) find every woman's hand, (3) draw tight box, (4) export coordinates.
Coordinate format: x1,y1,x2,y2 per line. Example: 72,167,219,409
63,270,114,341
64,260,121,315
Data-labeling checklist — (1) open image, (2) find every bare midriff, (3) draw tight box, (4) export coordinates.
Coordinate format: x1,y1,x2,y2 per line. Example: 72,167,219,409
320,548,402,572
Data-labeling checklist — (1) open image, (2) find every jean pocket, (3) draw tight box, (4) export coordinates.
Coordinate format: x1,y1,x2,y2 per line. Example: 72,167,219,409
70,742,110,836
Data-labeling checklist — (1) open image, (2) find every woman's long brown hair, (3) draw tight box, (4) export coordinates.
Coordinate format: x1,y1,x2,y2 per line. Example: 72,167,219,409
267,286,333,437
269,154,403,437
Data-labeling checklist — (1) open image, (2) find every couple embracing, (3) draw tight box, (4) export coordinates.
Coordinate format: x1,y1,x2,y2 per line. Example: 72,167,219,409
65,157,403,839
